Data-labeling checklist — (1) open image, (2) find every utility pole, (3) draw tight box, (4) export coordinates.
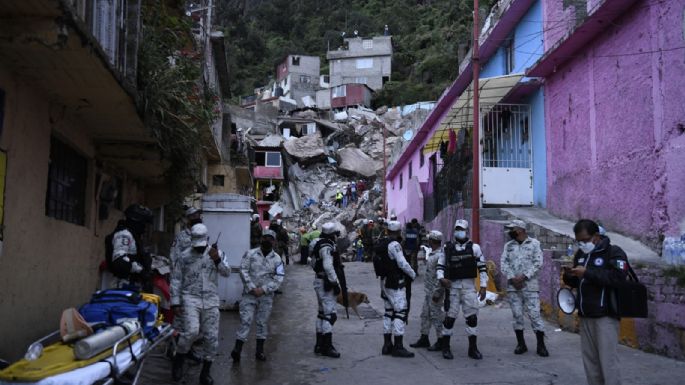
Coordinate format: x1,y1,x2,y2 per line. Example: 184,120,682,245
382,122,387,217
471,0,481,243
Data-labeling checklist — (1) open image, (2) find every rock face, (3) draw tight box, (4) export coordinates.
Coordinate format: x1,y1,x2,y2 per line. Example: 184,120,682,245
283,132,325,163
337,146,380,177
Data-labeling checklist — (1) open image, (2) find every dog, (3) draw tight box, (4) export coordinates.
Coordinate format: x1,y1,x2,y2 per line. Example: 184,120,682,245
336,291,370,319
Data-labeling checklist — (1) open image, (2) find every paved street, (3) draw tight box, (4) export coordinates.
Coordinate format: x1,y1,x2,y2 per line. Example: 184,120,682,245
141,260,685,385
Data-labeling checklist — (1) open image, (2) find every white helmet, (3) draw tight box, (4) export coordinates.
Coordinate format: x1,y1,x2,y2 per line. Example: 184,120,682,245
185,207,201,216
276,219,283,225
387,220,401,232
428,230,443,241
262,229,277,239
190,224,209,247
322,222,338,235
454,219,469,230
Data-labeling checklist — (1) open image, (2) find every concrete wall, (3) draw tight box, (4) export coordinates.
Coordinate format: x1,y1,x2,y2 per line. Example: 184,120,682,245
207,163,238,194
0,69,139,360
543,0,685,248
528,88,547,207
329,55,391,91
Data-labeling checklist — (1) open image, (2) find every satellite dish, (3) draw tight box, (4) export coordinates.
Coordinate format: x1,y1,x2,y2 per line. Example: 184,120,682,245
557,288,576,315
402,130,414,141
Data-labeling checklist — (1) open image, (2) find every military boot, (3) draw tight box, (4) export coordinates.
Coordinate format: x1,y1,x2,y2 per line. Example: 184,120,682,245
391,336,415,358
535,331,549,357
442,336,453,360
231,339,243,362
255,339,267,361
314,333,323,355
199,360,213,385
381,334,393,355
171,353,185,381
427,336,444,351
468,336,482,360
514,330,528,354
320,333,341,358
409,334,430,348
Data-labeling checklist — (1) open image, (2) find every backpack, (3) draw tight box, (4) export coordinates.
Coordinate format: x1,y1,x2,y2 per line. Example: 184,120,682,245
607,247,647,318
79,289,159,338
373,238,392,278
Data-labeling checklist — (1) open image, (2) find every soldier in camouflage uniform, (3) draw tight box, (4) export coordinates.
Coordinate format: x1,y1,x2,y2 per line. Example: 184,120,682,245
437,219,487,360
410,230,445,350
169,207,203,362
231,229,285,362
170,207,202,264
500,219,548,357
170,224,230,385
310,222,342,358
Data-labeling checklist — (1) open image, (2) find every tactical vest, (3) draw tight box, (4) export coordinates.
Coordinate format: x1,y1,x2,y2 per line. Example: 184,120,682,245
445,241,478,280
404,227,419,250
312,238,335,277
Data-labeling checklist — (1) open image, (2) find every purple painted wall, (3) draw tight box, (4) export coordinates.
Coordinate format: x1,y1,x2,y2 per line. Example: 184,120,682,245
386,143,438,221
543,0,685,248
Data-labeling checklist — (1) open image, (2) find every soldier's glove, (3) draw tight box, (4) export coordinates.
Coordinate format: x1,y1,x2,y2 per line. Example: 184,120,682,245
130,261,143,274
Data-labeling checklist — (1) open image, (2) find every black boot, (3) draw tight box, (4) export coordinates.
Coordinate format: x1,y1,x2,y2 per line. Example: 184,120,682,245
442,336,453,360
467,336,482,360
391,336,415,358
171,353,185,381
514,330,528,355
321,333,341,358
410,334,430,348
187,348,203,365
381,334,393,355
231,339,243,362
535,331,549,357
314,333,323,355
199,360,214,385
255,339,267,361
427,336,444,351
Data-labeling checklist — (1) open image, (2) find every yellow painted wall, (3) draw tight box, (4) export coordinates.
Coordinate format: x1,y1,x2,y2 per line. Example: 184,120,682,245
0,68,145,360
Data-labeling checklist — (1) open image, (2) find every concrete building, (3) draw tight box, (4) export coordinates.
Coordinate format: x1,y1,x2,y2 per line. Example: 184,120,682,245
0,0,229,360
527,0,685,251
0,0,160,360
386,0,546,223
271,55,321,108
327,36,392,91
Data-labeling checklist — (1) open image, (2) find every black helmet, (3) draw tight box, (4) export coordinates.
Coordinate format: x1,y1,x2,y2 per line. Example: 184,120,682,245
124,204,153,224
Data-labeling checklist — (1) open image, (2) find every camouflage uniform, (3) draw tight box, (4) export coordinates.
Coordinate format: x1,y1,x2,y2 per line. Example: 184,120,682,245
170,227,192,265
309,238,339,334
501,237,544,332
382,240,417,336
170,246,230,361
236,247,285,341
419,248,445,337
437,241,488,337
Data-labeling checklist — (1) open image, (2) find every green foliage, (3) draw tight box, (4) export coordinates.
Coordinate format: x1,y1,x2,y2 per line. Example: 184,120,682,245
138,1,218,201
217,0,491,106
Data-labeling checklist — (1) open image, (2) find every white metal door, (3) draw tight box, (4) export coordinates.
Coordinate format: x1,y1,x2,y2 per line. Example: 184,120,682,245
480,104,533,206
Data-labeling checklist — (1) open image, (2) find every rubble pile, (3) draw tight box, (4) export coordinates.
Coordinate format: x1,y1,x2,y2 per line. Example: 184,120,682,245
240,104,431,258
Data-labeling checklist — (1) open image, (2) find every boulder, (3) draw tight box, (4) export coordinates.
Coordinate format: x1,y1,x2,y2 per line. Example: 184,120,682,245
337,146,379,178
258,134,284,148
283,132,325,163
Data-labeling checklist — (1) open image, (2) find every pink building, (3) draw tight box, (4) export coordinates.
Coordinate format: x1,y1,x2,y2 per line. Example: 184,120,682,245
528,0,685,249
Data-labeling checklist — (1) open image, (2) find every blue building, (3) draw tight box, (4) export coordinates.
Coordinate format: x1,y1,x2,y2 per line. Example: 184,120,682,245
386,0,547,222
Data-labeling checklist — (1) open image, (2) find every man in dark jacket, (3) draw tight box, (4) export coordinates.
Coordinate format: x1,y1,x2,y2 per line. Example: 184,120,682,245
563,219,629,385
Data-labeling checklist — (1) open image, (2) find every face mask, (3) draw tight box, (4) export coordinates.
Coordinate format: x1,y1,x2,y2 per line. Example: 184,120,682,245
454,231,467,240
508,230,518,240
578,241,595,254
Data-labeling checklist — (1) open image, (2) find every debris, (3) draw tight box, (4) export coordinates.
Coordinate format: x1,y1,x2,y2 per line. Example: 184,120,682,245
337,146,380,177
283,131,326,163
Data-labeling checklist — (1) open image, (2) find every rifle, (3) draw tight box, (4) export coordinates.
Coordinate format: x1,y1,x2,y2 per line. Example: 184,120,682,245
405,272,412,324
212,232,222,249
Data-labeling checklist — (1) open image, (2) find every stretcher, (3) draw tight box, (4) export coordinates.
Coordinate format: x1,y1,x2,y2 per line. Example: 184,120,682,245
0,323,173,385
